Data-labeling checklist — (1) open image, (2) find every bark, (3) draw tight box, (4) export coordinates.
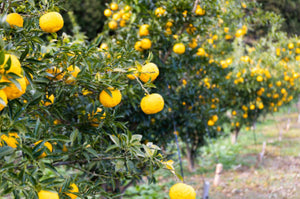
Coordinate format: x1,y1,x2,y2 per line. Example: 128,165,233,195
231,127,240,145
186,144,196,172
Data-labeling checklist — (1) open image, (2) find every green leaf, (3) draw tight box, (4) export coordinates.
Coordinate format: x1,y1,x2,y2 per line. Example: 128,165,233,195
34,118,41,137
70,129,79,144
44,163,62,177
20,46,29,62
0,51,5,65
109,135,120,147
105,145,119,152
9,76,21,90
130,134,142,144
114,160,125,172
0,146,14,158
28,0,35,6
147,52,153,62
85,147,98,157
4,57,11,71
49,135,70,142
0,163,15,171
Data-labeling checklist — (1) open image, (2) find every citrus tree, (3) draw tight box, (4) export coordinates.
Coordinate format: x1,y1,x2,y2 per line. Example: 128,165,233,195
0,0,172,198
99,0,299,171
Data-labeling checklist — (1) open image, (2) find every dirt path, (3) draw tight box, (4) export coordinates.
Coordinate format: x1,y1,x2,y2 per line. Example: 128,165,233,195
208,155,300,198
198,110,300,198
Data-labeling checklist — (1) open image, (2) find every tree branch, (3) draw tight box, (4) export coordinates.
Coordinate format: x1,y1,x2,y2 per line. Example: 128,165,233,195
0,1,6,14
192,0,200,13
120,180,135,193
23,156,124,169
162,24,188,63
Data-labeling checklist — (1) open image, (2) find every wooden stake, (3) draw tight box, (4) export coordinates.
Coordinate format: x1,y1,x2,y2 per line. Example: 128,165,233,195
202,181,210,199
278,128,283,141
286,108,291,132
213,163,223,187
256,141,266,167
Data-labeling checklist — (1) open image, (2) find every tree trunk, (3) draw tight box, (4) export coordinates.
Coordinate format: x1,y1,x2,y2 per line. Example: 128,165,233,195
231,127,240,145
186,144,196,172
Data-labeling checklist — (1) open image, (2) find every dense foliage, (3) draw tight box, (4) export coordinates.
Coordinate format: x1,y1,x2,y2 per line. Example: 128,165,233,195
1,0,300,198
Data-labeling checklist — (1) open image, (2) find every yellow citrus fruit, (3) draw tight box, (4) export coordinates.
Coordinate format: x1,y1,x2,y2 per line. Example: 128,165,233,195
195,5,205,16
166,21,173,27
235,29,243,37
46,67,65,80
242,25,248,34
120,20,126,27
225,35,232,40
134,41,144,52
165,28,172,35
0,133,19,148
64,183,79,199
38,190,59,199
212,115,218,122
288,43,294,49
122,13,131,21
155,7,166,17
207,120,215,126
104,9,112,17
196,48,205,56
112,12,121,21
108,20,118,30
100,43,109,51
256,76,263,82
127,67,138,80
2,76,27,100
39,12,64,33
141,38,152,49
66,65,80,84
82,88,93,95
34,140,53,158
42,94,55,106
139,24,150,36
140,93,164,114
90,107,106,127
189,38,197,49
124,5,131,11
110,3,119,11
0,90,8,111
139,63,159,83
173,43,186,54
232,110,237,116
62,144,68,152
169,183,196,199
6,13,23,27
99,88,122,108
0,54,22,76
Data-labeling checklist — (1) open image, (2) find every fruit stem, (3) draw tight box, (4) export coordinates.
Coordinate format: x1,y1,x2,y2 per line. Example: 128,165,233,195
134,75,150,95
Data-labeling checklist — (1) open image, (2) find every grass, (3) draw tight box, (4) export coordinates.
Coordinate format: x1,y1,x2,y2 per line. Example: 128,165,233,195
124,103,300,198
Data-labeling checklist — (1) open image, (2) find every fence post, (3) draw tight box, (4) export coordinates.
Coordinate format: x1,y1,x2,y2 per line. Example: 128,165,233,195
202,181,210,199
213,163,223,187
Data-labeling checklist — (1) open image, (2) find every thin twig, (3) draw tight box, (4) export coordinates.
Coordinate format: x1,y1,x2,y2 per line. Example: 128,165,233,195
0,1,6,14
134,75,150,95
